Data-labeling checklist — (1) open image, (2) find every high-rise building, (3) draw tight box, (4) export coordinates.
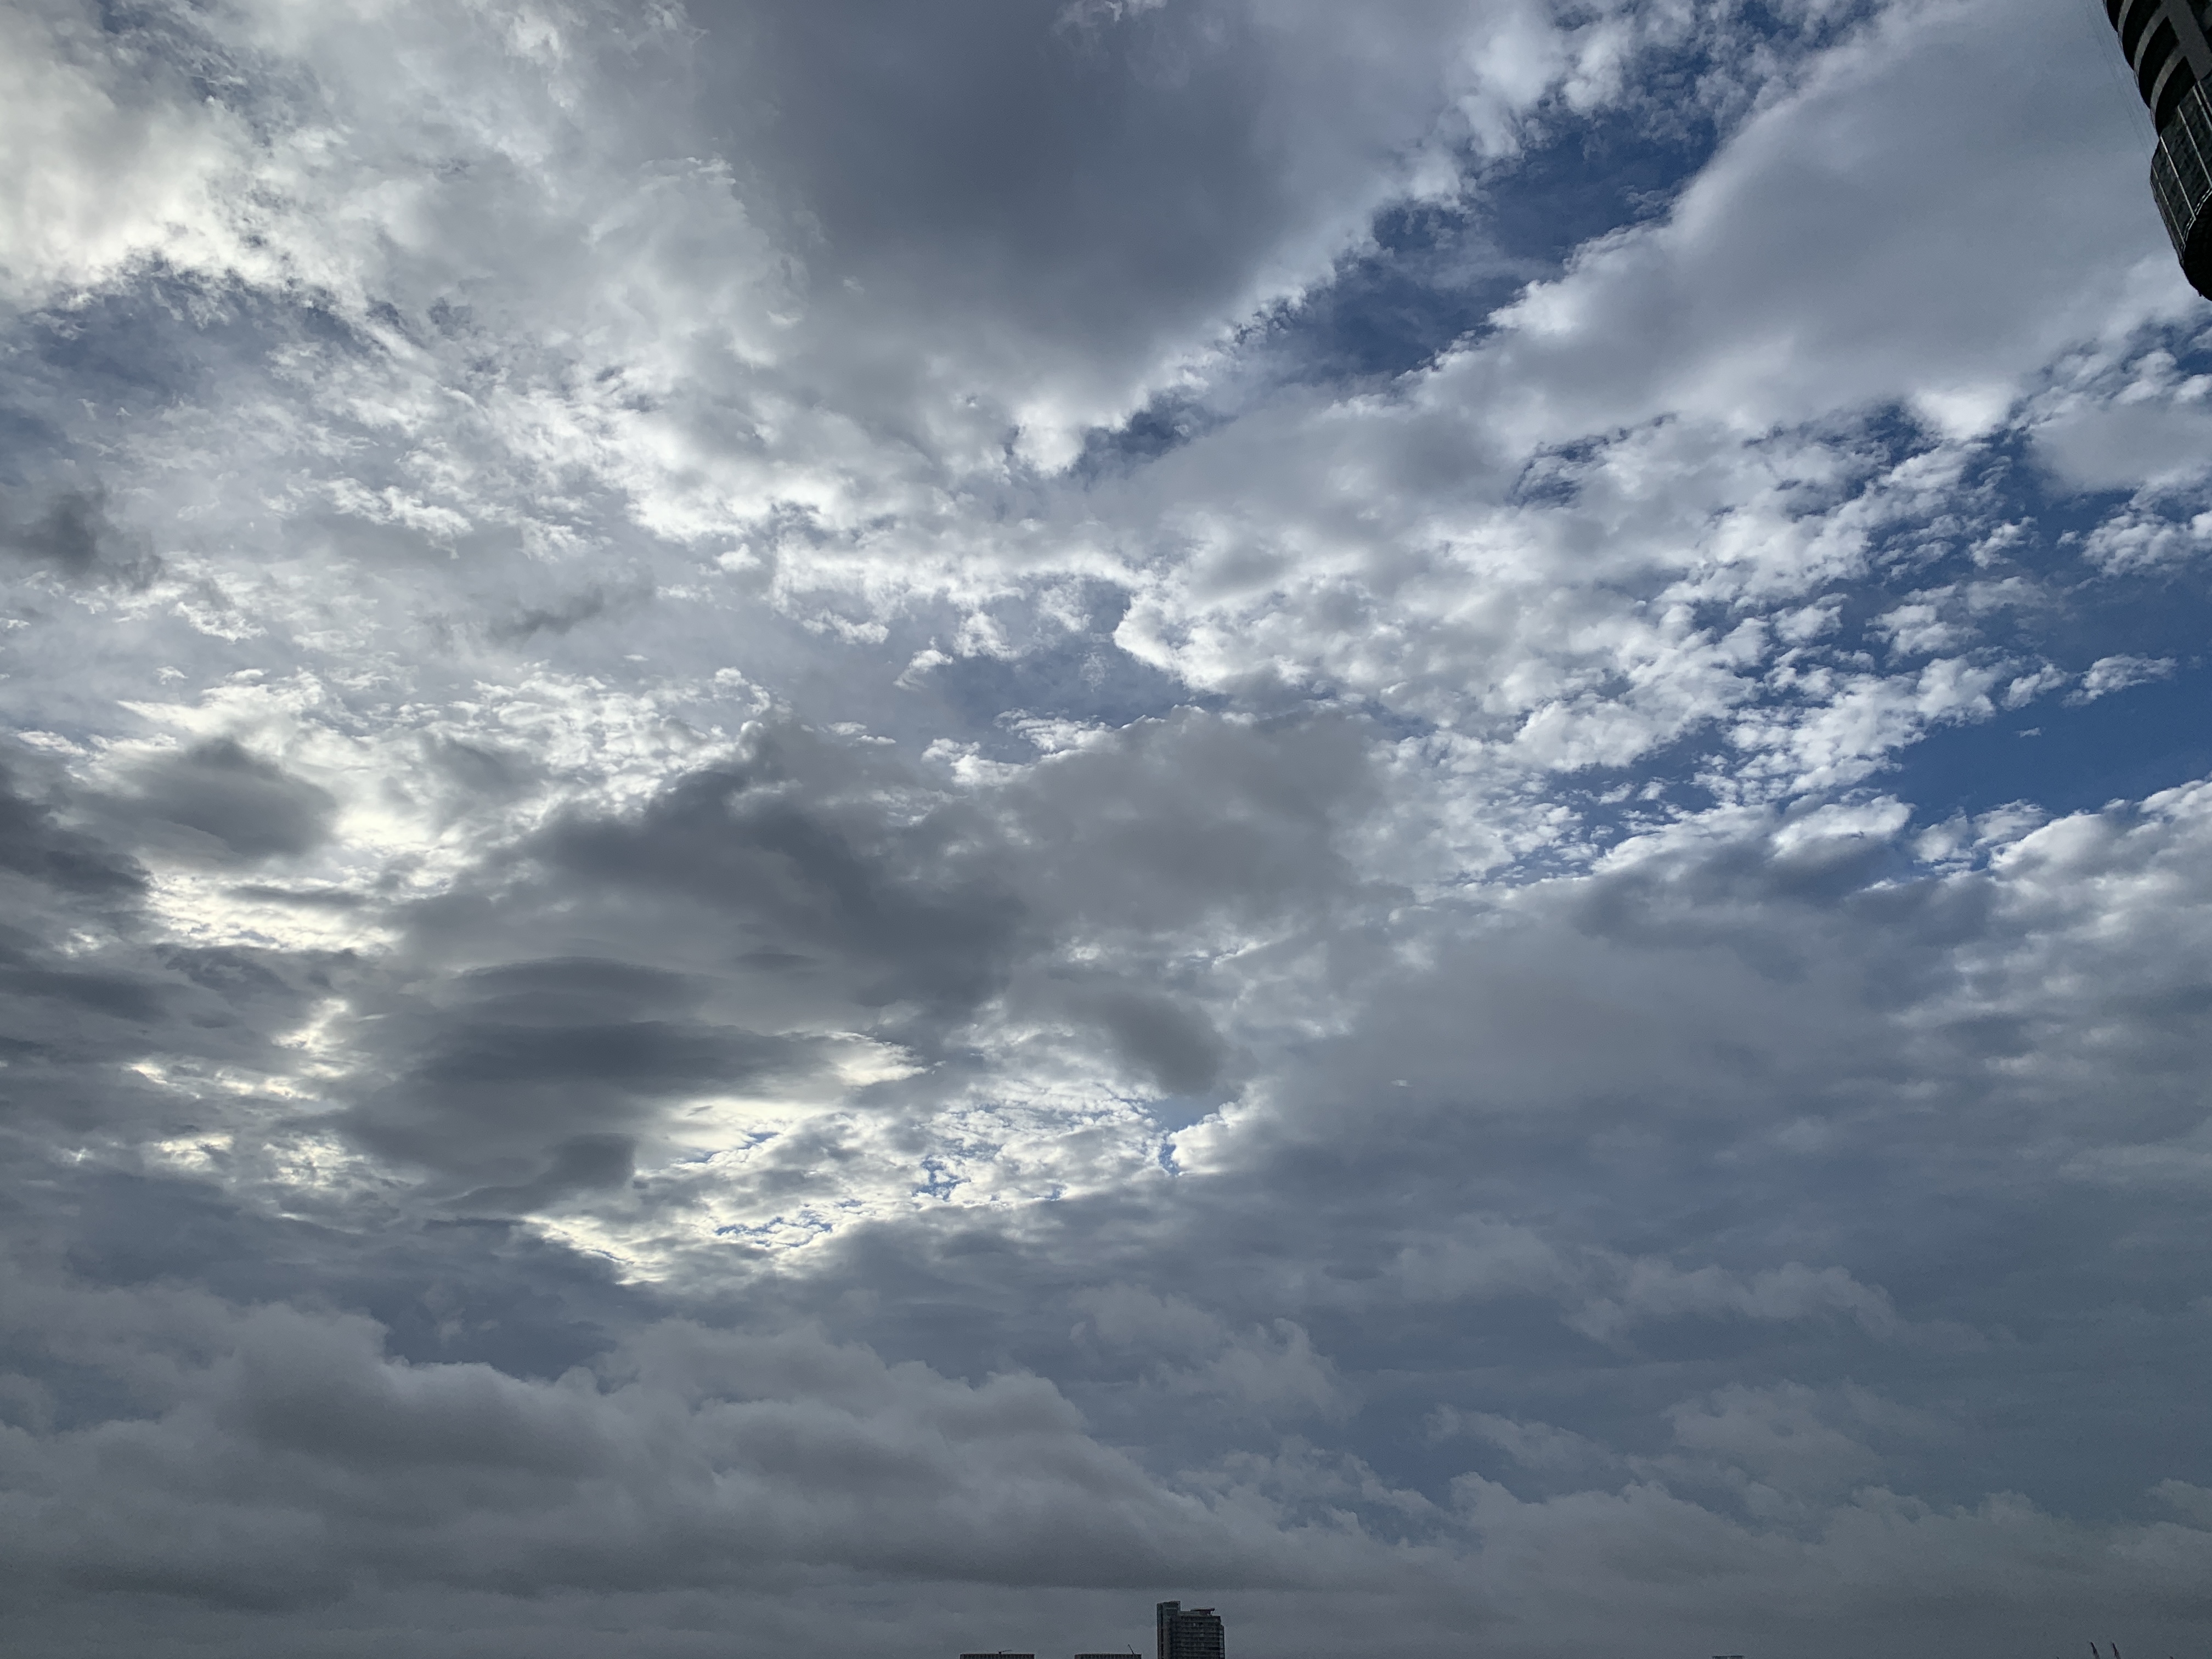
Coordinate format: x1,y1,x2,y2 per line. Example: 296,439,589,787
1154,1602,1224,1659
2107,0,2212,296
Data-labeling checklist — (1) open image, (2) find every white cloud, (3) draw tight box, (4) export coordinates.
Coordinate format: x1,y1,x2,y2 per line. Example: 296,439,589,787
0,2,257,304
2072,653,2176,703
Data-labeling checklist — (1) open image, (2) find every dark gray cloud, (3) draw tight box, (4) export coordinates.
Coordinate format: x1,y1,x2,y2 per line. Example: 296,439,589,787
282,722,1020,1198
682,0,1491,443
530,736,1025,1019
0,757,145,897
0,1277,1350,1612
0,486,159,587
326,713,1342,1194
703,0,1299,318
104,739,339,865
0,750,334,1193
483,583,650,644
341,975,817,1193
1067,979,1231,1096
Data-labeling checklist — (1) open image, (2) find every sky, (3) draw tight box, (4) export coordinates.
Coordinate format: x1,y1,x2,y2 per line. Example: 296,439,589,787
1,0,2209,1654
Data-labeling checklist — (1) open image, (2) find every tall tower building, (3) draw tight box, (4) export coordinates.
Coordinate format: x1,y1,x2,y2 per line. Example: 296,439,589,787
1154,1602,1224,1659
2108,0,2212,297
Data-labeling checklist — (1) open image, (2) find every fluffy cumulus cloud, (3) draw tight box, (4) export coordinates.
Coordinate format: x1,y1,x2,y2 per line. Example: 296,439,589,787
2,0,2210,1652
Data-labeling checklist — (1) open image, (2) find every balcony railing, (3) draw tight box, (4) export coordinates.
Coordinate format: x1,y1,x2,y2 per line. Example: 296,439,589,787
2152,75,2212,268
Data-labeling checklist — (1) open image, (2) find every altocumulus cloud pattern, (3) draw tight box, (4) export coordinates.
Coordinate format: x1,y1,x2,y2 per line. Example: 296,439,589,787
1,0,2209,1655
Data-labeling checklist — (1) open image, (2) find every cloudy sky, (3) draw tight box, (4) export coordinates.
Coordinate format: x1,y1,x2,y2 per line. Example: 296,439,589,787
2,0,2210,1653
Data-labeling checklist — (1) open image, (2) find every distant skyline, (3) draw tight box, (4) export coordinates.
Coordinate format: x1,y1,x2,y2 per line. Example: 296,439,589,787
0,0,2208,1655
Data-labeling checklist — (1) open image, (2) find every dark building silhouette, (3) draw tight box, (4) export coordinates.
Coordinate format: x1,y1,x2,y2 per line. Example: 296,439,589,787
1155,1602,1224,1659
2108,0,2212,296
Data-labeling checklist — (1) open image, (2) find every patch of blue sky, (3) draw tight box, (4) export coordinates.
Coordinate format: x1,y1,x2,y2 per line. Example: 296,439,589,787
1887,640,2212,822
1071,394,1227,479
1782,595,2208,835
1668,394,2212,829
1078,7,1860,474
1869,436,2212,820
1078,130,1727,476
882,583,1211,755
1286,0,1886,369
